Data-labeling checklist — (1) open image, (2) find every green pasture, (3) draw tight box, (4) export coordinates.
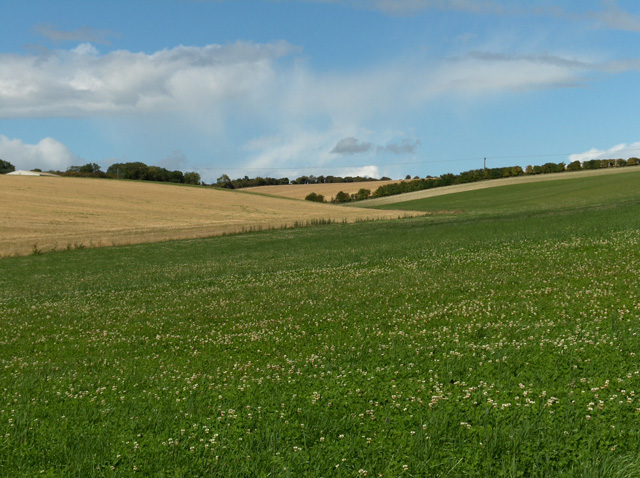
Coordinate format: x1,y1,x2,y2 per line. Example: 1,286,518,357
374,168,640,217
1,172,640,476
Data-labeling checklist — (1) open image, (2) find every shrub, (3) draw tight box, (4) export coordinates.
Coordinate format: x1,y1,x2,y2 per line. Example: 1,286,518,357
305,192,325,202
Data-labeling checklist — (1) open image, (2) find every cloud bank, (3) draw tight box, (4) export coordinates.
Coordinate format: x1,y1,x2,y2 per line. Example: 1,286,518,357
0,135,78,171
0,40,297,118
569,142,640,163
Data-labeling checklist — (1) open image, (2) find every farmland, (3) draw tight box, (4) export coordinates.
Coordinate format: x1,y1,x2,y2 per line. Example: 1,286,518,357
1,171,640,476
0,176,413,258
370,167,640,217
358,167,638,208
244,179,402,201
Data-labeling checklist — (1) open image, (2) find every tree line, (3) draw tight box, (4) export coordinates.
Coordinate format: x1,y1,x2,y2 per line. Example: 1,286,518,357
214,173,392,189
305,158,640,203
0,160,202,185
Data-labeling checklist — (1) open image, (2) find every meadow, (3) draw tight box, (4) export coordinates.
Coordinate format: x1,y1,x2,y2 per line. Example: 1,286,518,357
1,171,640,476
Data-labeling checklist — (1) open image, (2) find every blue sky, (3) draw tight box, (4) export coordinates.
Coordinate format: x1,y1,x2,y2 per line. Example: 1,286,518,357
1,0,640,182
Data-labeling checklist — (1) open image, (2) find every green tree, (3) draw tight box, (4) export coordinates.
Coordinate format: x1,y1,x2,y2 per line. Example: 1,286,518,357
353,188,371,201
0,159,15,174
304,192,325,202
566,160,581,171
217,174,232,188
333,191,351,203
184,172,201,185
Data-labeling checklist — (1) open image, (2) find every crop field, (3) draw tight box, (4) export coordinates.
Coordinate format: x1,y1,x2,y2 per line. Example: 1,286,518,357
244,180,402,201
372,167,640,217
2,172,640,476
360,167,639,208
0,176,413,258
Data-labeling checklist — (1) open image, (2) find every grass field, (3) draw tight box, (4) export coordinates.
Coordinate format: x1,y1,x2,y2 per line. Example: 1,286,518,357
358,167,640,208
0,176,414,258
1,172,640,476
372,167,640,217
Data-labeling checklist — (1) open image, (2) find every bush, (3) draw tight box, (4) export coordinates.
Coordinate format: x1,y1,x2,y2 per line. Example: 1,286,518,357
333,191,351,203
305,192,325,202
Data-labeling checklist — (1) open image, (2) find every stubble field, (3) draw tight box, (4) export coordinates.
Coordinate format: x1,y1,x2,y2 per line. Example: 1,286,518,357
0,176,415,257
244,180,402,201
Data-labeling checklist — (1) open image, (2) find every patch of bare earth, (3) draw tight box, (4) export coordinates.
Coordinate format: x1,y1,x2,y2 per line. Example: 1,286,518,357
0,177,420,257
243,180,403,200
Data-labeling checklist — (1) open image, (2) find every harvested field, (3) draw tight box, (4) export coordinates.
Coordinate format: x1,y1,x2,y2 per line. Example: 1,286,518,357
243,179,402,200
0,177,418,257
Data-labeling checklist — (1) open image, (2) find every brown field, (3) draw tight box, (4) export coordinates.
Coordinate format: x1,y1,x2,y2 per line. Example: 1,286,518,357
243,180,402,200
0,177,420,257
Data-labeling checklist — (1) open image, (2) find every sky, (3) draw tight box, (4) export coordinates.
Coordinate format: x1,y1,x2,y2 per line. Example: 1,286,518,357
1,0,640,182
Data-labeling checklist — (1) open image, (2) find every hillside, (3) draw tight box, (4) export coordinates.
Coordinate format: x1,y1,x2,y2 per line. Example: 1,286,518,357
243,179,402,200
355,166,639,207
0,176,416,257
370,166,640,216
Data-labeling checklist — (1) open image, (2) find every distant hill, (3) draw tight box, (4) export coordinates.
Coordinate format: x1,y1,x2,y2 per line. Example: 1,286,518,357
0,177,418,257
243,179,402,201
365,167,640,216
356,167,639,208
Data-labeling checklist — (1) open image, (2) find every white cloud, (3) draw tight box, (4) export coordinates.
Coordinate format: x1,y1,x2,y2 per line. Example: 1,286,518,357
569,142,640,163
0,40,299,118
0,135,78,171
339,165,380,178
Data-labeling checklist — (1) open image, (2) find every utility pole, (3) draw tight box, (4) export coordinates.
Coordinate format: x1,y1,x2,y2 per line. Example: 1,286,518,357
484,157,486,171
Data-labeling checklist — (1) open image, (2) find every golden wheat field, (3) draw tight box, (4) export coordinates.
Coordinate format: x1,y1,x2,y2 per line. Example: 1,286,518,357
243,179,402,200
0,176,418,257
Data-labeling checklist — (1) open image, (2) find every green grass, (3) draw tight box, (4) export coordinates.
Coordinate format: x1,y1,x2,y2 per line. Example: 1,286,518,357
1,173,640,476
374,168,640,217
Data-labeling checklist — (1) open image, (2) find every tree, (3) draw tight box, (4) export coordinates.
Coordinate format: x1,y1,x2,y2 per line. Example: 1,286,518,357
305,192,325,202
216,174,232,188
184,172,201,185
0,159,15,174
353,188,371,201
566,160,581,171
333,191,351,203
